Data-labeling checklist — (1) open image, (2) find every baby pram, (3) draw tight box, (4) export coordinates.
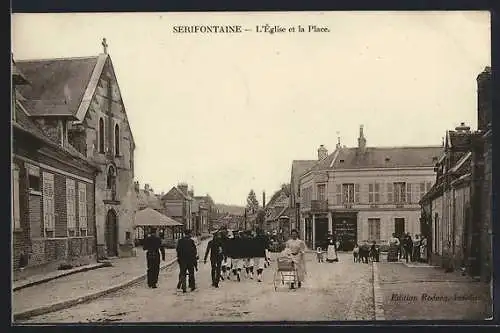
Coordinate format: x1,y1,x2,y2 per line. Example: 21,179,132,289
273,255,298,291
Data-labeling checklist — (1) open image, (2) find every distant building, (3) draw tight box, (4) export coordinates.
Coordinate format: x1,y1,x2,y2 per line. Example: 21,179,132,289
265,185,292,234
420,67,492,282
297,129,442,251
134,182,162,211
161,183,193,231
12,58,99,273
16,40,138,259
290,160,317,235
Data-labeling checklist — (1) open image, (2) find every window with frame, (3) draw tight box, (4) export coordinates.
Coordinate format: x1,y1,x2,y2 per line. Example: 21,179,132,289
12,163,21,230
66,179,77,236
317,184,326,201
368,218,381,241
342,183,355,203
368,183,381,203
393,182,406,204
78,182,88,236
27,164,41,192
42,172,55,236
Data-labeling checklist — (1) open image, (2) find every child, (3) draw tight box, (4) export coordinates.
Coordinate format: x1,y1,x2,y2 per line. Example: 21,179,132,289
221,256,230,280
316,247,324,263
353,244,360,263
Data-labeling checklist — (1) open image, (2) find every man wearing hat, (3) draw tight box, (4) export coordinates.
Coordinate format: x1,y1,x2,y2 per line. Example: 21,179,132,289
176,229,198,293
143,227,165,288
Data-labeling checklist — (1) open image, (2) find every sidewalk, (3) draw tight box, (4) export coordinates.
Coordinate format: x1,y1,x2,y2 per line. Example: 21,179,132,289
13,238,210,321
375,260,492,320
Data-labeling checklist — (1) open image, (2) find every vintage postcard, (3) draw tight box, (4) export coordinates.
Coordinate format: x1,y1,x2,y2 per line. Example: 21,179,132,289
11,11,492,323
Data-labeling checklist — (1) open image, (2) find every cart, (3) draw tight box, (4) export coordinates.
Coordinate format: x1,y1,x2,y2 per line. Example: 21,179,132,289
273,256,298,291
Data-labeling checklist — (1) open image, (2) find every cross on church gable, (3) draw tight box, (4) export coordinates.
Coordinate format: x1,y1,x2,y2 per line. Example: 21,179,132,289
102,38,108,54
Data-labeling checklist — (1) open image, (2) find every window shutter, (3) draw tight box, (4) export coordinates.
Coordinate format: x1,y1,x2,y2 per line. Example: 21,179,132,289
78,183,87,230
406,183,412,203
66,179,76,230
368,184,373,203
12,164,20,229
374,183,380,203
336,184,341,205
43,172,55,231
355,184,360,203
387,183,393,203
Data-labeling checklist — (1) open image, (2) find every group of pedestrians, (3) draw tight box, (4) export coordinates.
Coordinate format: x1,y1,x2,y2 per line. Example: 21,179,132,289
388,232,428,263
142,226,274,293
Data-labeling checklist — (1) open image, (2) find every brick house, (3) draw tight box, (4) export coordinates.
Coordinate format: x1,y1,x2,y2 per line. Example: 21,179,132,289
193,196,212,235
420,67,492,282
15,40,138,259
12,59,99,274
264,185,292,234
161,183,193,232
297,129,442,251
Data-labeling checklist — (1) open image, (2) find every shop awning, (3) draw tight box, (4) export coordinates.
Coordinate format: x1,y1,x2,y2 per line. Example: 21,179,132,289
134,207,184,228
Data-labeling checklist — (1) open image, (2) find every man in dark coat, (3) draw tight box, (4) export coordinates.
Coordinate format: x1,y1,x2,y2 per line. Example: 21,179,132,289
204,232,225,288
143,227,166,288
403,233,413,263
176,229,198,293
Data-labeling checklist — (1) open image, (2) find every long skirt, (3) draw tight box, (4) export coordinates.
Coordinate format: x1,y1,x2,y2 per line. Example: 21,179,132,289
326,244,338,262
289,253,306,282
387,244,399,262
420,245,428,261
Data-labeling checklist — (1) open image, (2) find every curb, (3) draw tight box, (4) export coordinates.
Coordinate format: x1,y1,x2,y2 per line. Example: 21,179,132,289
13,257,178,321
372,262,385,320
13,263,108,292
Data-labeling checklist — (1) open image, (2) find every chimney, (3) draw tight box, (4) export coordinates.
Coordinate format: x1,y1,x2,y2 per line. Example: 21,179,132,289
358,125,367,154
134,181,140,193
178,183,188,195
477,66,492,132
317,145,328,160
455,122,471,133
336,132,341,149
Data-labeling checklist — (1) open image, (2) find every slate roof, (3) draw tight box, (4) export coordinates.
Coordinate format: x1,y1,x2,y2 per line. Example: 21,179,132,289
307,146,443,172
134,207,183,227
13,101,97,169
16,56,100,117
14,54,136,147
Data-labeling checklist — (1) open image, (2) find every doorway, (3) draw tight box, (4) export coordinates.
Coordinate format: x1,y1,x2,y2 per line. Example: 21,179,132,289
314,217,328,249
105,209,119,257
333,213,358,251
394,218,405,237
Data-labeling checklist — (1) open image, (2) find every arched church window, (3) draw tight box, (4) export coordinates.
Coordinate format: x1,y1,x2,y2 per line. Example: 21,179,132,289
114,124,120,156
99,118,105,153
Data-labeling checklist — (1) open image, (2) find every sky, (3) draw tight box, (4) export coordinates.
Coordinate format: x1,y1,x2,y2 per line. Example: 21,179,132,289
12,11,490,206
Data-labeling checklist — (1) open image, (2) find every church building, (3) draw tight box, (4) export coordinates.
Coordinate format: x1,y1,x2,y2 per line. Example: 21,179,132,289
15,39,138,259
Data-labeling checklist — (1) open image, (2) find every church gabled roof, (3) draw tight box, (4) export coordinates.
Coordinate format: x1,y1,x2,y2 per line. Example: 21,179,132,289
15,51,135,146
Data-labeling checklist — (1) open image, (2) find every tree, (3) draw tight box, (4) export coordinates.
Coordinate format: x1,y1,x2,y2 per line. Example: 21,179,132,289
246,189,260,214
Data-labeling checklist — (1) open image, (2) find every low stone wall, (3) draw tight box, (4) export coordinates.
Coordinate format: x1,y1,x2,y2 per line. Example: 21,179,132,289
26,237,95,268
